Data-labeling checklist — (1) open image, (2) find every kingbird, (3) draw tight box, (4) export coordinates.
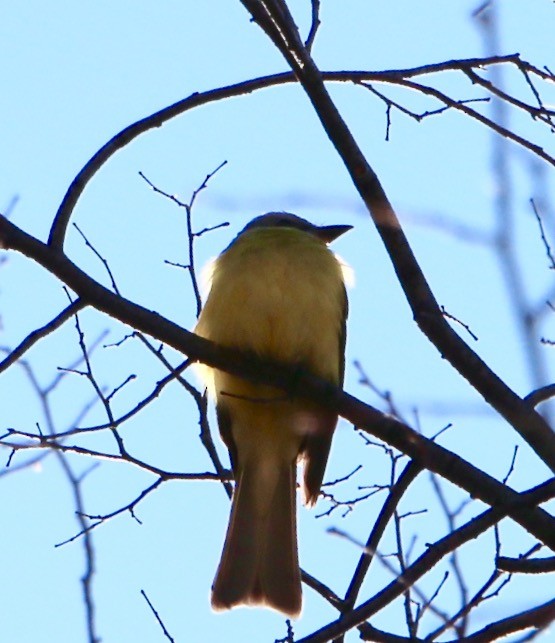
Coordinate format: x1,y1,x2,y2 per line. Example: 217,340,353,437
195,212,350,616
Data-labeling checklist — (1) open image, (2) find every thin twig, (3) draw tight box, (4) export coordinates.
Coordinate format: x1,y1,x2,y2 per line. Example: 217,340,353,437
140,590,175,643
304,0,320,52
531,198,555,270
0,299,86,374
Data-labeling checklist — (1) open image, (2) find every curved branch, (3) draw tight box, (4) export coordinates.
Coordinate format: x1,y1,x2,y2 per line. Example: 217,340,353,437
47,73,294,250
525,384,555,408
496,555,555,573
46,57,554,251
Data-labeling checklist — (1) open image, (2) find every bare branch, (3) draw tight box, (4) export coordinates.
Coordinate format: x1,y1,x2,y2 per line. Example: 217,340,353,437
525,384,555,408
440,305,479,342
140,590,175,643
300,569,343,610
56,478,164,547
359,598,555,642
43,54,555,252
296,479,555,643
531,199,555,270
139,160,227,317
304,0,320,52
73,223,121,293
0,299,86,374
496,556,555,574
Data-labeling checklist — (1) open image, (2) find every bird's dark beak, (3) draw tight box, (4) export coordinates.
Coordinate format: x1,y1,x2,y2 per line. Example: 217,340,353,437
315,224,353,243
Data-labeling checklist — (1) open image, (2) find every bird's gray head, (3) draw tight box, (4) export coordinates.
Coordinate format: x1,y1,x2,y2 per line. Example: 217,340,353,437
240,212,352,244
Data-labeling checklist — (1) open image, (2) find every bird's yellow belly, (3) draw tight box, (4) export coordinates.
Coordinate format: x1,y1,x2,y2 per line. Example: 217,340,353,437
195,229,344,383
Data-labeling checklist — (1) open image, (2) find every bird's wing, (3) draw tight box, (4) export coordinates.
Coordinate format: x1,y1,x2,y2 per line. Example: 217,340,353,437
301,285,348,505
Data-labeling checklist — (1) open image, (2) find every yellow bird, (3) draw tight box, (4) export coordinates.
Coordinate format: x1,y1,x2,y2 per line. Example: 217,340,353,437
195,212,350,617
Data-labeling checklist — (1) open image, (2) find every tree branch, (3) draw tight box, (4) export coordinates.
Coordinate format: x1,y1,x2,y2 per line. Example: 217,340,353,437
0,299,86,374
44,56,555,251
359,597,555,642
296,480,555,643
496,556,555,574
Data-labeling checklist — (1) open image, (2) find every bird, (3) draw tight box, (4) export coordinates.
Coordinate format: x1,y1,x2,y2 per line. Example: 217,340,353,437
194,212,351,617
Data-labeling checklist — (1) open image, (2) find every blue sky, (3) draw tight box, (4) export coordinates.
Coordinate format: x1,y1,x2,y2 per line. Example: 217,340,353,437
1,1,554,642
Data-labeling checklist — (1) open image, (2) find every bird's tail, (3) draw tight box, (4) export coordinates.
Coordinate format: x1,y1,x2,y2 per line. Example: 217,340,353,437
211,459,301,617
